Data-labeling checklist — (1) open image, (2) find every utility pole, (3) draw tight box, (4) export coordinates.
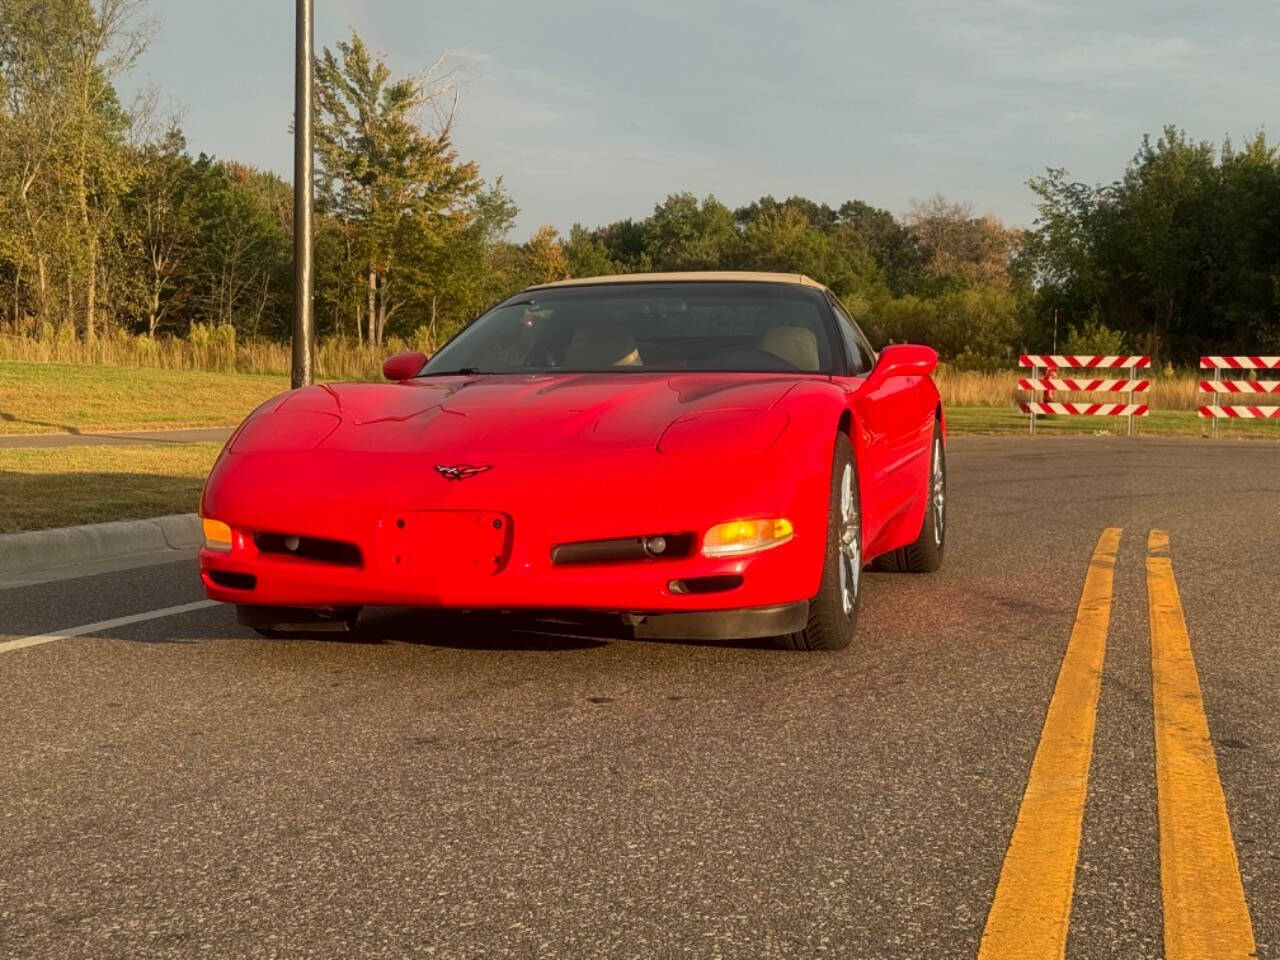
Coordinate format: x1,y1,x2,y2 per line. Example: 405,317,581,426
291,0,315,388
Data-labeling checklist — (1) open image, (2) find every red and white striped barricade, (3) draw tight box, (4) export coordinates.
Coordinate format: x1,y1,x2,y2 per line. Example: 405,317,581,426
1018,355,1151,436
1199,356,1280,437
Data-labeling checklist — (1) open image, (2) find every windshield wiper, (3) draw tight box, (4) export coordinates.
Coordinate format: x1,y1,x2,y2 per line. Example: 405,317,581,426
426,367,489,376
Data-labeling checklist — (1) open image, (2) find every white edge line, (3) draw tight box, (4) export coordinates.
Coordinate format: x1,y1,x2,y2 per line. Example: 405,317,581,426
0,600,220,655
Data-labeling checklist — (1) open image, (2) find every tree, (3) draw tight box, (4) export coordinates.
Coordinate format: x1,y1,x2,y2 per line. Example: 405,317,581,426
821,223,889,309
1117,128,1218,359
315,30,480,346
184,157,291,337
1024,126,1280,363
401,178,520,349
734,205,826,274
837,199,927,296
519,225,569,286
1063,312,1127,356
564,223,617,278
589,218,651,272
0,0,149,337
65,0,147,340
121,125,196,335
736,195,839,231
905,194,1022,290
644,193,736,271
1212,134,1280,353
731,204,887,307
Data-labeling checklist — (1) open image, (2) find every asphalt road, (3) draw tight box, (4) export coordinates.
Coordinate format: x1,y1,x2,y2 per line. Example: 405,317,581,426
1,436,1276,959
0,428,233,448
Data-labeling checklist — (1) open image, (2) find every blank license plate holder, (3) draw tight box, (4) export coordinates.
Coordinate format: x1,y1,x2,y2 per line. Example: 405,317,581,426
380,510,511,577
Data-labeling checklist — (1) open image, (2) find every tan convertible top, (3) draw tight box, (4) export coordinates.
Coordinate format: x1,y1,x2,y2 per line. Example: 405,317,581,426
525,271,827,291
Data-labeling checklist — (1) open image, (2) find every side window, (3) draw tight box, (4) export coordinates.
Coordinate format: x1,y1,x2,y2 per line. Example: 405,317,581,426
827,294,876,375
851,323,877,373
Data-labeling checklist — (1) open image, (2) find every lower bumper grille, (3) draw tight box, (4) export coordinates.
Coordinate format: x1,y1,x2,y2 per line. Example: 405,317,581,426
552,533,694,565
254,533,362,567
208,570,257,591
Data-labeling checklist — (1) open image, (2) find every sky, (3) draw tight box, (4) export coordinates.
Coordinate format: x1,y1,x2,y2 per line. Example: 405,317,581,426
120,0,1280,237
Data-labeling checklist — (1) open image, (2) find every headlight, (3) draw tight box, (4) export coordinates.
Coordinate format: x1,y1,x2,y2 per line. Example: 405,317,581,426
202,518,233,552
702,518,794,558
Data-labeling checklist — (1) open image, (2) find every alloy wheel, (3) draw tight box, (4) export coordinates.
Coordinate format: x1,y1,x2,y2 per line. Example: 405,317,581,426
838,463,861,616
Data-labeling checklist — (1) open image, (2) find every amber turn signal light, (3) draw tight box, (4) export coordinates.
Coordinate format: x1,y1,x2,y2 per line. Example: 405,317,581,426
702,518,794,558
202,518,233,552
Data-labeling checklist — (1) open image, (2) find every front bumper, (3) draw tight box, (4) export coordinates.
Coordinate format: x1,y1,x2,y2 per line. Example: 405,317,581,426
231,600,810,640
199,443,831,620
627,602,809,640
199,533,813,615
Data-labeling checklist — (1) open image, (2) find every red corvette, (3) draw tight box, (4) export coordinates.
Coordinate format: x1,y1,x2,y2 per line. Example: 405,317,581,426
199,272,946,650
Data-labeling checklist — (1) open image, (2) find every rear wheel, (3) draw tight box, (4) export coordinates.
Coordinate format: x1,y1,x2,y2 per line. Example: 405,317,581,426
872,422,946,573
780,433,861,651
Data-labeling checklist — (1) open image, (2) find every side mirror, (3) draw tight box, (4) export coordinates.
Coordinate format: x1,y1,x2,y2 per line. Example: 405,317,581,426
865,344,938,389
382,351,428,382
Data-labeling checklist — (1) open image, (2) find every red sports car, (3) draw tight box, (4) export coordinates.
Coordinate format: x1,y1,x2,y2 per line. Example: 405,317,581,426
199,272,946,650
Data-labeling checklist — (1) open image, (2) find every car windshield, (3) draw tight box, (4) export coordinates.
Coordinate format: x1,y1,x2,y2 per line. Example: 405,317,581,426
421,281,838,375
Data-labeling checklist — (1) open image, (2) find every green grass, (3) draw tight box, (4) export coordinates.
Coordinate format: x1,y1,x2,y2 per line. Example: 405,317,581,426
0,360,288,436
0,443,221,533
946,406,1280,439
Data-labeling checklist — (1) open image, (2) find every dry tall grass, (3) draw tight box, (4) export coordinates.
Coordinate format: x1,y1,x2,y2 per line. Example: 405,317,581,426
0,331,412,381
935,365,1202,411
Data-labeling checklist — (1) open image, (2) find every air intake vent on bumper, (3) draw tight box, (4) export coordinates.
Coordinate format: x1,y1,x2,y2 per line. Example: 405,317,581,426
254,533,362,567
552,533,694,565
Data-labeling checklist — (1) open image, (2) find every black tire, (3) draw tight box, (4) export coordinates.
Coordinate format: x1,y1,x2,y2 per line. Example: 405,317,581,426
871,422,946,574
779,433,861,651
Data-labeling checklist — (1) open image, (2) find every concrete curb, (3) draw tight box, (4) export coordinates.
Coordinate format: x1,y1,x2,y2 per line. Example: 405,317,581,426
0,514,202,577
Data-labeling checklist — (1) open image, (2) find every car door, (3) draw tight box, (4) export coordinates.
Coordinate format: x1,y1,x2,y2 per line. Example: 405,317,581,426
826,293,931,553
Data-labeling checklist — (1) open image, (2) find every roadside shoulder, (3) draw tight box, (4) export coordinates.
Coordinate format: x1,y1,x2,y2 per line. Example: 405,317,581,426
0,514,201,588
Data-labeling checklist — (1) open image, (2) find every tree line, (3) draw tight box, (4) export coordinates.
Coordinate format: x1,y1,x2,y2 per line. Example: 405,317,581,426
0,2,567,352
3,1,1278,366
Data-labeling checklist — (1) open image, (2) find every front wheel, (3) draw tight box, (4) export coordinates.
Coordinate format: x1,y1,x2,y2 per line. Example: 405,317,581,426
780,433,861,651
872,422,946,573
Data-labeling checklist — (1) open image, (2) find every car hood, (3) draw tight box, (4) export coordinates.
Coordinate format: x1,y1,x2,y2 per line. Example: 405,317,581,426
257,373,812,456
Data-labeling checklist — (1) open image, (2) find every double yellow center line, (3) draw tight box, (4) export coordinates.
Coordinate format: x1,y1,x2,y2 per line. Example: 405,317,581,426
977,528,1118,957
1147,532,1256,960
978,529,1256,959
